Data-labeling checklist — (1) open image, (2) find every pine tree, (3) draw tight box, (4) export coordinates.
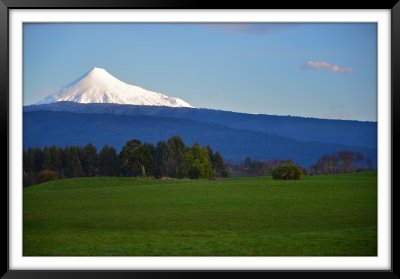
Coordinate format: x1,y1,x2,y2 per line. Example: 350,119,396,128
166,135,186,177
24,147,35,173
213,151,228,178
81,143,98,176
63,146,83,178
33,147,43,173
42,146,52,171
98,145,119,176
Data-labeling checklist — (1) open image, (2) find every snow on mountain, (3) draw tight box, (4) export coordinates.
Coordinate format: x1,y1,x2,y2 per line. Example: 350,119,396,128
36,67,193,108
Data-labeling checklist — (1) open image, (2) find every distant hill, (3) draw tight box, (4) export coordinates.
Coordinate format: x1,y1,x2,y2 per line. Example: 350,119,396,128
23,108,377,167
25,102,377,149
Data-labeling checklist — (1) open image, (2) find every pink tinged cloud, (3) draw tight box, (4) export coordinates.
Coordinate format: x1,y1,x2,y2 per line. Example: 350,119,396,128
304,61,353,74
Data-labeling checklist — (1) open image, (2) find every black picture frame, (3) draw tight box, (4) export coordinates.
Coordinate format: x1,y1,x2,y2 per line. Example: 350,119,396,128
1,2,398,278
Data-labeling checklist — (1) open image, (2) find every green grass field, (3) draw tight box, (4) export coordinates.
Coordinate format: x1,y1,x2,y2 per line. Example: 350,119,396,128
23,172,377,256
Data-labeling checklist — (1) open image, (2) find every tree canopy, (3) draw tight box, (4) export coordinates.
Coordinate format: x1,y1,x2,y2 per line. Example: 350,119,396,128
23,135,227,186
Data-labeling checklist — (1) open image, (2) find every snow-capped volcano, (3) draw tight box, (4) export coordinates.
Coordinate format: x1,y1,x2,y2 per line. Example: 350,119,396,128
36,67,193,108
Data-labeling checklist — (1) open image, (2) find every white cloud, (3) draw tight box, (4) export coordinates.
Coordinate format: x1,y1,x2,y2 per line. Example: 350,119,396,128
304,61,352,74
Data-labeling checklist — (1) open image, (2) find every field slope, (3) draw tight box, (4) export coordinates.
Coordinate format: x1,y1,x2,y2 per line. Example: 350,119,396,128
23,172,377,256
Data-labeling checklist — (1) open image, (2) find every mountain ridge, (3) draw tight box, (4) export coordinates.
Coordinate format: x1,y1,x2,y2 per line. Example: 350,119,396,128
23,109,377,167
24,102,377,150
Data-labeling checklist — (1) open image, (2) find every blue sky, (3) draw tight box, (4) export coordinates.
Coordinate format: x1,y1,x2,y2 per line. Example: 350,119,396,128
23,23,377,121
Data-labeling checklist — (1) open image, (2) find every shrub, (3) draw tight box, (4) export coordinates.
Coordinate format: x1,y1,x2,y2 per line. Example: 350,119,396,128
271,163,303,180
37,169,59,184
220,169,229,178
23,172,38,187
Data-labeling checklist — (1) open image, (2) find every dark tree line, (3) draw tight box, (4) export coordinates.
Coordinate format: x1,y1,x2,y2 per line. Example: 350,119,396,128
305,150,373,175
23,135,228,187
225,157,296,177
24,139,372,187
225,150,372,177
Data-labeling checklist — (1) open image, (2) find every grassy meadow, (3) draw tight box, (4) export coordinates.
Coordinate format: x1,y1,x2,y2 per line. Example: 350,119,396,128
23,172,377,256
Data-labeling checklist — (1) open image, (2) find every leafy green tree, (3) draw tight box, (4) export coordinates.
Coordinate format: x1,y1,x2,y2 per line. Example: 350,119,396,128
98,145,119,176
183,143,213,179
120,139,154,176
